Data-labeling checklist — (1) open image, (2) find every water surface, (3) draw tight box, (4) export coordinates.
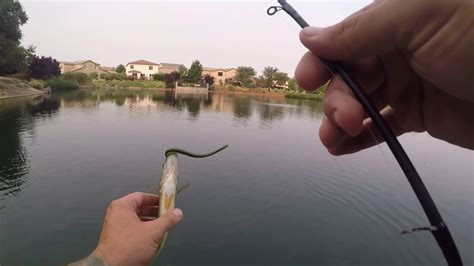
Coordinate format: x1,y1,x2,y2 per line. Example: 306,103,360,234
0,91,472,265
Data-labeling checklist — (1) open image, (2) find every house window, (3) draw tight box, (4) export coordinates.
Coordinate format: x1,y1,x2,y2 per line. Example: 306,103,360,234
140,74,145,78
132,73,137,78
149,74,154,79
218,72,223,76
149,66,153,70
131,65,134,69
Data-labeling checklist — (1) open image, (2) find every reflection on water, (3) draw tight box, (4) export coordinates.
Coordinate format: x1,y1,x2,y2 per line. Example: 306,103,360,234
0,90,471,266
0,96,61,204
53,90,323,123
0,91,321,205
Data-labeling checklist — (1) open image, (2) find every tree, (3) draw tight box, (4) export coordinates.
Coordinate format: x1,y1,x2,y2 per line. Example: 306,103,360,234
235,66,256,87
274,71,289,86
261,66,289,88
203,74,215,87
0,0,29,75
164,71,180,88
186,60,203,83
288,78,300,91
116,64,126,74
261,67,279,88
178,65,188,77
27,56,60,80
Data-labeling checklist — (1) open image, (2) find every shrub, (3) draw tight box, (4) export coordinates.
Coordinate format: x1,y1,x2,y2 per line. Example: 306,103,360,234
28,79,44,90
153,73,165,81
63,72,90,85
45,78,79,91
100,73,125,81
89,72,99,80
164,71,180,88
203,74,215,87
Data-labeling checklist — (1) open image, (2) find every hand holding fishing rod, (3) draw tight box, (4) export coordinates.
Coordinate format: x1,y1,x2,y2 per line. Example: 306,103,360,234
269,0,473,265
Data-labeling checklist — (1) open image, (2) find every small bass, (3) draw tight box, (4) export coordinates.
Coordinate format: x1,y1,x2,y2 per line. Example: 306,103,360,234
155,145,229,257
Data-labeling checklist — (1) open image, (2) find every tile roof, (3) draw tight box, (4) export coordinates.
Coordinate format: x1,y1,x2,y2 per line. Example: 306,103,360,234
127,60,160,66
203,67,235,72
160,63,184,68
61,60,100,66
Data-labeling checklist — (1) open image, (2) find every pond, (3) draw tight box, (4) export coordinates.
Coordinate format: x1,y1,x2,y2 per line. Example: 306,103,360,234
0,91,472,265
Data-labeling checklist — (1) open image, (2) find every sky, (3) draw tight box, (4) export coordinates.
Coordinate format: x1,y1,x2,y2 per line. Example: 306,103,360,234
20,0,370,75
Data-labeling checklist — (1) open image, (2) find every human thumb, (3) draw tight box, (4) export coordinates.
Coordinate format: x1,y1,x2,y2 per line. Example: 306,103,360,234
299,1,398,61
150,208,183,237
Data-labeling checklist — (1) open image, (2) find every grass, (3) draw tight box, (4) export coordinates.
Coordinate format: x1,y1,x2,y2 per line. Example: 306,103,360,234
94,79,165,89
285,91,323,101
0,77,43,98
213,85,271,93
284,84,327,101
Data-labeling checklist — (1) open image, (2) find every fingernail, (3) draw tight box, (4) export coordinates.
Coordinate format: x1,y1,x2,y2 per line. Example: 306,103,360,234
301,26,322,37
172,208,183,220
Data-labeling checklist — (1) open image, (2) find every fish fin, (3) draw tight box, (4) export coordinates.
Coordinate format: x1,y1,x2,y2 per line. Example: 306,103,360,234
177,182,191,194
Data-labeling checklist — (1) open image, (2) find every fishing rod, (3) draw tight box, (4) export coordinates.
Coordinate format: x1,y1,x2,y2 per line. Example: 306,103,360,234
267,1,462,265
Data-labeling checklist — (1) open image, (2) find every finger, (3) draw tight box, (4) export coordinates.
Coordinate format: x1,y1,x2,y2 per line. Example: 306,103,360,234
323,77,365,136
120,192,160,211
138,206,159,217
295,51,330,91
342,56,385,95
319,116,346,149
328,107,405,155
299,1,398,61
148,208,183,238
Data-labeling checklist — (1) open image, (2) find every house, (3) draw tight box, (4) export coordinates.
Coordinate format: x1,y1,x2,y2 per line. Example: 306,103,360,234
125,60,160,80
159,63,185,74
202,67,237,85
59,60,116,75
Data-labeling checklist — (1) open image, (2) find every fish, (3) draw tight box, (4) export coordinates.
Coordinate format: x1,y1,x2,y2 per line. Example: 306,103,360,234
155,145,229,258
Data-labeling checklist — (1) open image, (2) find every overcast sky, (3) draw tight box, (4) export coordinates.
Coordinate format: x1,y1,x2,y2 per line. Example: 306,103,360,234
20,0,370,75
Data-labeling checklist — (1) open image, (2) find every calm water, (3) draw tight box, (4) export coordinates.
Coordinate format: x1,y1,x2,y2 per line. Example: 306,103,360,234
0,91,472,266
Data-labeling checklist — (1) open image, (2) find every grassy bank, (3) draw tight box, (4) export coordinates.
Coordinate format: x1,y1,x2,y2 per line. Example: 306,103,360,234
284,84,327,101
93,79,166,90
284,91,323,101
0,77,44,99
213,84,326,101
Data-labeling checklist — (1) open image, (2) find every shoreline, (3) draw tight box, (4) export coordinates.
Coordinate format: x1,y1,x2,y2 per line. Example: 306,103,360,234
0,77,44,100
0,91,44,100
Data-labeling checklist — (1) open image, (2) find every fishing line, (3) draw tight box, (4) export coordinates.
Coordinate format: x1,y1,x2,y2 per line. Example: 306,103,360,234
267,1,462,265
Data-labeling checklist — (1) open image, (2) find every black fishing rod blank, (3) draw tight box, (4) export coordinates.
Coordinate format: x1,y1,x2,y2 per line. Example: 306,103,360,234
267,1,462,265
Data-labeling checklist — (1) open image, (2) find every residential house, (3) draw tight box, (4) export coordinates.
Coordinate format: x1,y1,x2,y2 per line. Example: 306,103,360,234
126,60,160,80
159,63,185,74
59,60,116,75
202,67,237,85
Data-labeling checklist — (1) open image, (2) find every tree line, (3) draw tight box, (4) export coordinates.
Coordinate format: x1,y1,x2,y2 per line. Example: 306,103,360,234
0,0,300,91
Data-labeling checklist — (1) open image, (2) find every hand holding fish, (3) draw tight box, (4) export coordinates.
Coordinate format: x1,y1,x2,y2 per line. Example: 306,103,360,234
70,192,183,266
295,0,474,154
